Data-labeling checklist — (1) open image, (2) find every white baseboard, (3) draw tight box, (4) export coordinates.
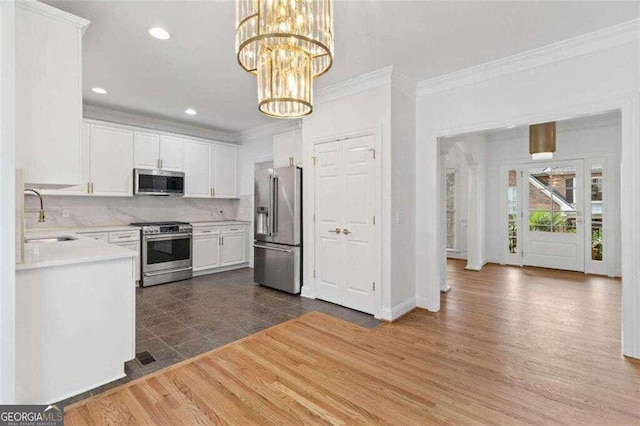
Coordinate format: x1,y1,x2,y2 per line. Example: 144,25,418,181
416,295,438,312
379,297,417,321
301,286,314,299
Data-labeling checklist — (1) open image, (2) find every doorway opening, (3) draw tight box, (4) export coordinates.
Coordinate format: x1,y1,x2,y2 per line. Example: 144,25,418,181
440,110,621,286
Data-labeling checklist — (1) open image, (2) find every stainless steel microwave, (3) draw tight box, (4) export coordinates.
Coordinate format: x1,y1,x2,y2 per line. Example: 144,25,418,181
134,169,185,196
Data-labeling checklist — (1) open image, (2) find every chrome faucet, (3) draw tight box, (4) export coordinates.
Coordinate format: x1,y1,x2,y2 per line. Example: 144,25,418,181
24,188,46,222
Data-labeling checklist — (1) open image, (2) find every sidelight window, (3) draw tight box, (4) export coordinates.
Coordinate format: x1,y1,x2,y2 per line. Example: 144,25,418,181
591,164,603,261
507,170,518,254
446,170,456,250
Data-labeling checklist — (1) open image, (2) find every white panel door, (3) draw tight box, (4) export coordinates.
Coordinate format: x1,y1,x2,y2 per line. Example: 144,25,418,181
523,160,584,272
212,145,238,198
221,234,246,266
341,137,375,313
315,141,343,305
160,135,184,171
314,135,375,314
193,235,220,270
134,131,160,169
183,142,211,197
90,125,134,196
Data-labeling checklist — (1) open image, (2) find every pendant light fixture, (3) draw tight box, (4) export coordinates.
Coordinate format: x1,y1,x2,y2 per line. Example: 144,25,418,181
529,122,556,160
236,0,334,118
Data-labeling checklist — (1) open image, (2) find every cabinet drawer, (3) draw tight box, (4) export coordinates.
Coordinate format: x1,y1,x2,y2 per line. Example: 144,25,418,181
193,227,221,236
109,230,140,243
221,225,246,234
80,232,108,242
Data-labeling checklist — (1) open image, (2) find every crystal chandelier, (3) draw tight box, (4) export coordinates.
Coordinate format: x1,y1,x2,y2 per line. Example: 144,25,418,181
236,0,334,118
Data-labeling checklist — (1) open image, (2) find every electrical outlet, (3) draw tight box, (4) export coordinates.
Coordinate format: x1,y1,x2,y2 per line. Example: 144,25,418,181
396,211,405,224
62,210,70,218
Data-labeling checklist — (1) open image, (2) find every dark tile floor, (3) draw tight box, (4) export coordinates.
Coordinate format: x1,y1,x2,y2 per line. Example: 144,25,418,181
57,267,380,407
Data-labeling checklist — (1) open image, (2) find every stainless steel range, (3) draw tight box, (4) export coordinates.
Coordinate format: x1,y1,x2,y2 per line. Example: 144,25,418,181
131,221,193,287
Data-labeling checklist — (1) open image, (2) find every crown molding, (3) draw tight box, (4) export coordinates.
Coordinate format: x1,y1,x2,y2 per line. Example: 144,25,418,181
391,67,417,99
315,65,417,105
417,19,639,98
17,0,90,32
239,119,301,141
83,104,239,143
315,66,394,105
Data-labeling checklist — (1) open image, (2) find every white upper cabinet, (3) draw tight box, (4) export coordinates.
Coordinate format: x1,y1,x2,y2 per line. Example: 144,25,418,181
159,135,184,172
15,1,90,188
183,141,211,198
133,132,160,169
90,125,134,196
273,129,302,168
134,132,184,171
212,145,238,199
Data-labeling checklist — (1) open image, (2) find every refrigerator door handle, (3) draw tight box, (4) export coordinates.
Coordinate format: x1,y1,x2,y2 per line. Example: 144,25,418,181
253,243,293,254
271,175,279,236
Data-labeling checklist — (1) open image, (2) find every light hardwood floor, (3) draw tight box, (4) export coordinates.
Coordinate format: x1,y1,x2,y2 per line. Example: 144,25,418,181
65,261,640,425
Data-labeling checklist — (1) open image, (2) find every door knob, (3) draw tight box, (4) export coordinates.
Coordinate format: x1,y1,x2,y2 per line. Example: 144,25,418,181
342,229,351,235
329,228,341,234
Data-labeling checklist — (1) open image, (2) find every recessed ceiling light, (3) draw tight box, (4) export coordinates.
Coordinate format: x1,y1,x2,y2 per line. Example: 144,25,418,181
185,108,197,116
91,87,107,94
148,27,171,40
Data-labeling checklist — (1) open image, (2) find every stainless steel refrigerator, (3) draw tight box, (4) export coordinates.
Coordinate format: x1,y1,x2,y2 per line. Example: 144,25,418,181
253,164,302,294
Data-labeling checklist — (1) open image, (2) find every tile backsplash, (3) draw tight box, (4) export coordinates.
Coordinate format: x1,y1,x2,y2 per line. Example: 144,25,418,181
24,195,240,230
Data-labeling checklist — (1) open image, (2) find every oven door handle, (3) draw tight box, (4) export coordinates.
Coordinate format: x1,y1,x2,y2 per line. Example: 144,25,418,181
144,233,192,242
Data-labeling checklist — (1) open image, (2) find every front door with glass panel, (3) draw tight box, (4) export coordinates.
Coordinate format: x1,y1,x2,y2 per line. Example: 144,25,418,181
522,160,584,272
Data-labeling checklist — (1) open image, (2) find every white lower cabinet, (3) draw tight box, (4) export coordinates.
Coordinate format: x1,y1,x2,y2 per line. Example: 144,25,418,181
220,233,246,266
80,230,141,282
192,225,248,273
113,241,141,282
193,233,221,271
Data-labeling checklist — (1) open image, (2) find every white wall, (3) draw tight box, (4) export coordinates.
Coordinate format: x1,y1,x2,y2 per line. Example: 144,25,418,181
0,0,16,404
415,23,639,357
389,84,417,308
303,82,392,314
484,115,622,275
301,67,416,318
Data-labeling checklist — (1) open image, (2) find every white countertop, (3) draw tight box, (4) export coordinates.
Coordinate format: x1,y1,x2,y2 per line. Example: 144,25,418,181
191,220,250,227
30,224,142,234
17,231,136,271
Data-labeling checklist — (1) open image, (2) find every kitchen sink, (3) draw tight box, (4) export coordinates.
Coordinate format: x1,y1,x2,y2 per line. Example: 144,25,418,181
25,236,78,243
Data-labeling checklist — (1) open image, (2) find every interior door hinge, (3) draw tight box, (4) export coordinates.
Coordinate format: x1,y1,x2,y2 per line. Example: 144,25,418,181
312,156,317,166
313,269,316,278
372,282,376,291
369,148,376,159
373,216,375,225
313,212,316,222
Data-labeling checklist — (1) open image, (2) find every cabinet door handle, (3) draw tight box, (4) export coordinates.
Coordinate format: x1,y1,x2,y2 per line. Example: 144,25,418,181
161,159,164,169
212,187,215,197
328,228,341,234
342,228,351,235
87,182,91,194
